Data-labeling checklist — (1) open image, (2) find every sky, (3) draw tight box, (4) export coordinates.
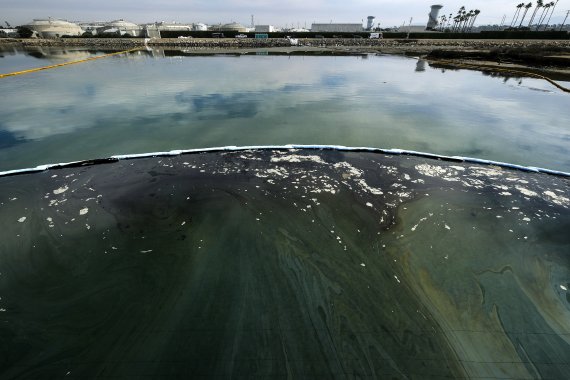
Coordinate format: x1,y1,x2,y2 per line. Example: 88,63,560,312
2,0,568,28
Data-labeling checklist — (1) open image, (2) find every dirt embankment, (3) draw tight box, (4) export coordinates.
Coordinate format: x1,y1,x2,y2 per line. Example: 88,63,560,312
2,37,569,52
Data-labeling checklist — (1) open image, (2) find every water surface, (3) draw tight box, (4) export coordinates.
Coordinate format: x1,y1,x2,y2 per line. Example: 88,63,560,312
0,47,569,172
0,149,568,378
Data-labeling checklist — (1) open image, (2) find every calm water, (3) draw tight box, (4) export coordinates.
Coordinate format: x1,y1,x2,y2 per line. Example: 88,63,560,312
0,149,568,378
0,47,569,172
1,47,569,379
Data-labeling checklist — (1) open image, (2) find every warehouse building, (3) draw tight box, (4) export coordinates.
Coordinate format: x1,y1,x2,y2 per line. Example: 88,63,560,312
155,22,193,33
255,25,276,33
311,23,363,33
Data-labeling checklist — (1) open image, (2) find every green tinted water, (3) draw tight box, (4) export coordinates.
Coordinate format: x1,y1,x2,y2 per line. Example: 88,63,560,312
0,150,568,378
1,47,569,378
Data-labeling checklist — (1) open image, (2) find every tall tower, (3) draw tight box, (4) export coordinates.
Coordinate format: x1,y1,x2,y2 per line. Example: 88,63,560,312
427,5,443,30
366,16,375,30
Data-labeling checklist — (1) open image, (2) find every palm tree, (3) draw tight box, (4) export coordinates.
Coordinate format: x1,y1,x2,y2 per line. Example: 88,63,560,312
511,3,525,27
518,2,533,28
536,1,554,29
452,15,461,32
452,7,464,33
463,10,475,32
459,8,469,32
439,15,447,31
469,9,481,31
528,0,543,27
544,0,559,30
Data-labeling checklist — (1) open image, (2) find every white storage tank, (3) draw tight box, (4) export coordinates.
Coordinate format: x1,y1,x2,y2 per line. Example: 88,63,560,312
99,19,143,37
220,23,248,32
23,19,83,38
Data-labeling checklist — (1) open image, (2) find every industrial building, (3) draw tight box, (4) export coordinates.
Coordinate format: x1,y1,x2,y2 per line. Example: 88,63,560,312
393,25,432,33
311,23,364,33
143,22,205,38
0,28,19,37
155,22,193,33
78,22,106,36
23,19,83,38
193,23,208,31
215,22,248,33
366,16,376,31
255,25,275,33
427,5,444,30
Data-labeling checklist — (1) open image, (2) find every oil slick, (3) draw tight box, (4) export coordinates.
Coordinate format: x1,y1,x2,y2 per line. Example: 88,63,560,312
0,149,568,379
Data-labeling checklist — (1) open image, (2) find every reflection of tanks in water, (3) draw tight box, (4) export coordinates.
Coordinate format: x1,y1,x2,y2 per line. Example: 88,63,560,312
415,60,426,72
23,47,101,60
427,5,443,30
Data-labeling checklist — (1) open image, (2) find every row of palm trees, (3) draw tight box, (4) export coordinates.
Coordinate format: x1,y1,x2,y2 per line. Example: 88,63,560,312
436,7,481,32
433,2,561,33
509,0,560,30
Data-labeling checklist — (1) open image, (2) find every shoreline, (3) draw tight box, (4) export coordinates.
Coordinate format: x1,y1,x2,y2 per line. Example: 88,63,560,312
3,37,570,51
2,37,570,80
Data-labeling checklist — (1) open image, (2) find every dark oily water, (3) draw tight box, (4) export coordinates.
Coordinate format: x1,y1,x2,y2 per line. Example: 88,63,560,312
0,150,568,379
0,48,569,172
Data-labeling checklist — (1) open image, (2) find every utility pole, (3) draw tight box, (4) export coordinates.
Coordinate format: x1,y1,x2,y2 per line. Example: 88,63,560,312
561,10,570,31
500,14,506,29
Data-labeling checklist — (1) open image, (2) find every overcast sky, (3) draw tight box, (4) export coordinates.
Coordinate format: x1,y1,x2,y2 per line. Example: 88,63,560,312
3,0,568,28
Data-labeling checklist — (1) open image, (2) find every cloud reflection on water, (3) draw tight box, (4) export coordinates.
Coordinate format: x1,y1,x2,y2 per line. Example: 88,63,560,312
0,51,568,171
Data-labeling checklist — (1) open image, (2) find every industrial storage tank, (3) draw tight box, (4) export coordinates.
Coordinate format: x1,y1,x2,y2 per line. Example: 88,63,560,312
220,22,248,33
23,19,83,38
193,23,208,31
98,19,143,37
